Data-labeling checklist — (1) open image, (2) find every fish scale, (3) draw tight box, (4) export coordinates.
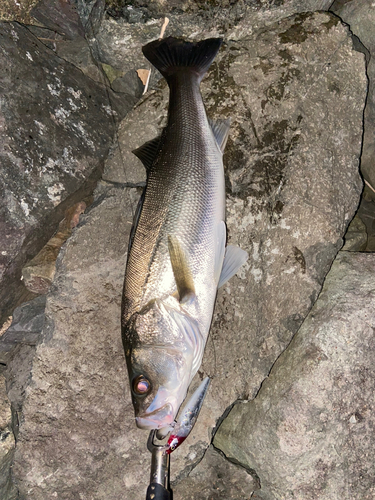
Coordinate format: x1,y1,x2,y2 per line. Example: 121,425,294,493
124,73,223,330
121,36,248,432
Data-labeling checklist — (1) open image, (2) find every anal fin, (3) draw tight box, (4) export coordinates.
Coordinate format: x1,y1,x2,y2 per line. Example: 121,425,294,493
214,221,227,284
209,118,231,153
218,245,248,288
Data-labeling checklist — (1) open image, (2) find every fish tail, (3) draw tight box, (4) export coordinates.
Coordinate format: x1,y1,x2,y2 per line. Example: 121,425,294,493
142,36,222,83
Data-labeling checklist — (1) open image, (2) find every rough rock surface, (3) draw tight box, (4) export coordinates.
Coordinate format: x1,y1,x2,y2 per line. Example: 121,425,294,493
331,0,375,191
13,185,143,499
11,11,367,499
172,445,257,499
22,201,87,294
0,375,17,500
84,0,333,93
0,0,39,24
0,296,46,365
330,0,375,253
342,213,367,251
26,25,105,85
0,21,131,325
358,189,375,251
31,0,85,40
214,252,375,499
0,295,47,500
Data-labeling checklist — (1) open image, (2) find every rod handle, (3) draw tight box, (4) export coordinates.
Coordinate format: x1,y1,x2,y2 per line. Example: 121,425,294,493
146,482,172,500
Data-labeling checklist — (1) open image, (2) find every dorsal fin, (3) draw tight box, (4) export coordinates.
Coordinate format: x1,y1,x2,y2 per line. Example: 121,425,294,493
132,135,162,171
168,235,196,304
209,118,231,153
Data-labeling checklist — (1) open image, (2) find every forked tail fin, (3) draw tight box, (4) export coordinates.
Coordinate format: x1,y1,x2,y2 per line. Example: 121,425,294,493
142,36,222,84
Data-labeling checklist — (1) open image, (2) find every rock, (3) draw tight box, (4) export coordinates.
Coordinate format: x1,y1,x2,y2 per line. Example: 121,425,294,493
214,252,375,500
22,202,87,294
330,0,375,253
12,185,145,499
0,296,46,365
102,0,333,33
0,21,132,325
6,343,38,418
25,22,106,85
31,0,85,40
103,89,168,185
11,11,367,499
0,375,17,500
172,445,258,500
0,297,46,497
0,0,39,24
330,0,375,191
110,69,144,97
76,0,106,34
357,190,375,252
342,213,367,251
84,1,334,95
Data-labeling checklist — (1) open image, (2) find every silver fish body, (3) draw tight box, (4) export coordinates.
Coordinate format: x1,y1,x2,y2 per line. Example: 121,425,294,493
122,37,247,431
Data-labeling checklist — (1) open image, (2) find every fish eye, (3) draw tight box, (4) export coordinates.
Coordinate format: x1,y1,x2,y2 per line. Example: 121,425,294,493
133,375,151,395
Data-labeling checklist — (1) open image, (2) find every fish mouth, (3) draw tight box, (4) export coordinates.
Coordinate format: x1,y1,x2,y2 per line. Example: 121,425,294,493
136,403,174,430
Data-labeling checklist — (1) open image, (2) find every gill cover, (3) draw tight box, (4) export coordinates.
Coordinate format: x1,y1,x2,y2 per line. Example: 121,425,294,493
126,299,204,430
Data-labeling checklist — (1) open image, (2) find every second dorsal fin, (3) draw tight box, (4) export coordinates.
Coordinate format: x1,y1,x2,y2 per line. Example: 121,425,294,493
132,135,162,171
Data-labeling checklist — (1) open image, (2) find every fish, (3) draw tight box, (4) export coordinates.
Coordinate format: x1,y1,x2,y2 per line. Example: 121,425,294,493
121,36,248,433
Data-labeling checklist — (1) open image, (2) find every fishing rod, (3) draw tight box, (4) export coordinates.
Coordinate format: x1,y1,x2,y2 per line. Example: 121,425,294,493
145,377,211,500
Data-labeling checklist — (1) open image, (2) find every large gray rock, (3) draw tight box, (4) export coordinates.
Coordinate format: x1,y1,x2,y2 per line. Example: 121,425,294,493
0,21,131,325
330,0,375,251
331,0,375,191
12,184,146,499
12,11,366,499
214,252,375,499
84,0,333,93
109,10,366,411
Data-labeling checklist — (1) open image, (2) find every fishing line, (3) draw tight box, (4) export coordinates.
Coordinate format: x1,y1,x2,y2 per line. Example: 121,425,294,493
82,4,169,223
81,1,138,220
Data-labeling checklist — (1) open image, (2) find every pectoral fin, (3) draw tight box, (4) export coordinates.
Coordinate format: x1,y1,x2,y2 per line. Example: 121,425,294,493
168,235,196,304
218,245,248,288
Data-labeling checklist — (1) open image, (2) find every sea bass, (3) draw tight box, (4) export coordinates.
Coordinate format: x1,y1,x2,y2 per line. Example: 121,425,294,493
121,36,248,432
